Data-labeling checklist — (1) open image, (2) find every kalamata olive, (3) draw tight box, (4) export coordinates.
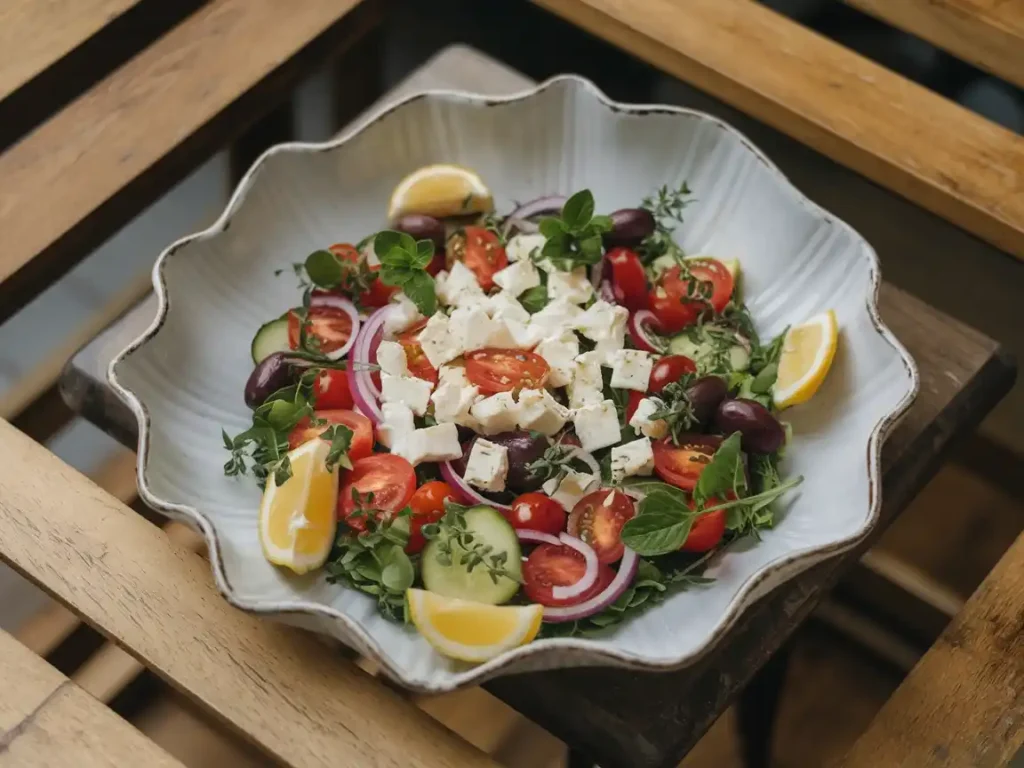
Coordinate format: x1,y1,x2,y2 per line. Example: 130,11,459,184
714,398,785,454
461,431,550,494
605,208,656,246
392,214,445,248
244,353,299,409
686,376,729,426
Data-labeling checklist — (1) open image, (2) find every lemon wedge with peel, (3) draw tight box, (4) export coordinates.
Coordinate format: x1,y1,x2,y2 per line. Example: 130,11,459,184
773,310,839,409
259,439,339,574
407,589,543,662
388,164,493,220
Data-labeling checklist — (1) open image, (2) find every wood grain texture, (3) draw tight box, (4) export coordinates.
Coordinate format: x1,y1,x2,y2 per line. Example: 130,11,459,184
486,285,1017,768
0,420,495,768
0,0,380,323
839,531,1024,767
844,0,1024,89
0,629,183,767
532,0,1024,259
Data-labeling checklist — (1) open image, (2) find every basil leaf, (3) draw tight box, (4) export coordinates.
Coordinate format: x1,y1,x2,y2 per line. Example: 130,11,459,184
626,479,688,505
414,239,435,267
538,217,564,239
304,249,343,288
402,271,437,316
693,432,743,505
379,249,414,269
576,233,605,263
519,285,549,314
397,232,417,254
561,189,594,231
380,547,415,592
373,230,402,259
590,214,613,233
620,509,694,556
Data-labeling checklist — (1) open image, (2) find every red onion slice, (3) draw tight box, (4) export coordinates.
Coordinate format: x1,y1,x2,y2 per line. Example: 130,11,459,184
551,533,599,600
439,460,513,513
306,294,360,361
502,195,568,238
346,305,393,424
541,547,639,623
515,529,561,547
590,256,605,290
628,310,668,354
566,448,600,477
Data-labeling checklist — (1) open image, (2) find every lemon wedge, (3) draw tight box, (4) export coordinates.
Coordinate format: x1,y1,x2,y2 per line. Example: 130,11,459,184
773,310,839,409
387,164,493,220
259,439,339,574
407,589,543,663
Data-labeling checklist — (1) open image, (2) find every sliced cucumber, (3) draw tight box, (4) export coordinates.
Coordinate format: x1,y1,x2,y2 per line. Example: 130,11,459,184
251,317,291,364
668,328,750,374
421,505,522,605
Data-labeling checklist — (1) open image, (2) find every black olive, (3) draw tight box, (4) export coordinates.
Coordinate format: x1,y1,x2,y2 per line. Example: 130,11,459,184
714,398,784,454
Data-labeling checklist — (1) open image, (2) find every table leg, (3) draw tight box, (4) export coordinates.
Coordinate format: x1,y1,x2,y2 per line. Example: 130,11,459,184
736,642,793,768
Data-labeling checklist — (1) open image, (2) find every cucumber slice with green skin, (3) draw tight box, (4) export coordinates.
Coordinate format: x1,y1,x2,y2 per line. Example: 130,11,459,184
668,332,750,374
421,505,522,605
251,317,291,364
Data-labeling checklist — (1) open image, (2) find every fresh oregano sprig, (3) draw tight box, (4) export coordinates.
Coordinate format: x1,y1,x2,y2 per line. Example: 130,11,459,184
373,230,437,316
421,501,522,585
648,375,698,445
535,189,612,271
637,181,693,264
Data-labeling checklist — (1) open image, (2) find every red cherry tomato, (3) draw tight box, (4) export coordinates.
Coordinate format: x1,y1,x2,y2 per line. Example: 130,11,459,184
447,226,508,291
507,493,567,536
314,369,353,410
465,348,550,394
338,454,416,530
607,247,648,311
287,305,353,356
329,243,398,307
567,489,636,564
406,481,455,554
626,391,645,423
681,501,727,552
648,355,697,394
396,319,439,385
652,434,723,492
287,409,373,460
649,260,734,333
522,543,616,608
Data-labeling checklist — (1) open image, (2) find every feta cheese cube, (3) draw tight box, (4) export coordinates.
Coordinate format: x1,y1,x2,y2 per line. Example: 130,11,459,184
463,439,509,492
610,437,655,483
609,350,654,391
486,291,531,324
573,399,622,452
577,300,628,342
416,423,464,463
470,392,519,435
546,267,594,305
376,340,408,377
505,233,546,263
418,312,462,368
383,294,424,338
566,351,605,409
492,259,541,297
504,319,545,349
544,469,599,511
529,299,582,340
381,373,432,416
628,397,669,439
431,375,480,427
535,331,580,388
516,389,570,436
449,305,500,353
377,402,414,450
438,363,470,387
436,261,484,308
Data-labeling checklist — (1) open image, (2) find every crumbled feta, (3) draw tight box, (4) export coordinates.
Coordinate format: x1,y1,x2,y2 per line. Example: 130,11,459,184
504,319,545,349
566,351,605,409
383,294,424,338
376,340,408,377
487,291,531,324
529,299,582,340
492,259,541,297
610,437,655,483
463,439,509,492
516,389,570,436
609,349,654,391
546,267,594,305
431,374,481,427
417,312,462,368
505,234,546,263
449,305,501,353
380,373,432,416
435,261,484,308
438,363,470,387
543,469,599,511
573,399,622,452
415,423,463,463
484,319,521,349
470,392,519,435
577,300,628,342
535,331,579,388
377,403,414,450
628,397,669,439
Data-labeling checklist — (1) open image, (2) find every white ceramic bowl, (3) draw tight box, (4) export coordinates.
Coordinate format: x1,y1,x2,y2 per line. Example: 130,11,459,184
109,76,918,693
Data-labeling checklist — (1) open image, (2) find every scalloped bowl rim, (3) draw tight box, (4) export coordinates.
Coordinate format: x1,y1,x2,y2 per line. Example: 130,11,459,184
108,74,920,692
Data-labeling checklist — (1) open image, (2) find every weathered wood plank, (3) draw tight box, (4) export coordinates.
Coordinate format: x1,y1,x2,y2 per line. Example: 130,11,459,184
0,420,496,768
0,628,183,767
839,531,1024,767
532,0,1024,259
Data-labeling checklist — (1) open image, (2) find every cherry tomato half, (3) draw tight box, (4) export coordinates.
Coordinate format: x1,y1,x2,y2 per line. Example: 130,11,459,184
447,226,507,291
507,493,567,536
465,348,550,394
522,543,616,608
649,260,734,334
681,501,727,552
648,355,697,395
287,304,353,356
406,481,455,554
652,434,723,492
607,247,648,311
338,454,417,530
329,243,398,307
396,319,439,385
567,489,636,564
314,369,353,410
287,409,374,460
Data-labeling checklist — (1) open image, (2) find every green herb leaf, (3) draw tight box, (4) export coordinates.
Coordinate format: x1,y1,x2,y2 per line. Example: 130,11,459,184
304,249,343,288
519,285,549,314
536,188,612,271
538,217,565,239
373,231,402,259
692,432,744,505
401,271,437,316
380,546,415,592
620,508,695,556
372,229,437,316
562,190,595,231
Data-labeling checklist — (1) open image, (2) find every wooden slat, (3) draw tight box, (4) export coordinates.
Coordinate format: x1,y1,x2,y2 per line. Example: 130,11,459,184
532,0,1024,260
0,629,183,767
0,0,380,323
845,0,1024,89
839,531,1024,767
0,419,495,768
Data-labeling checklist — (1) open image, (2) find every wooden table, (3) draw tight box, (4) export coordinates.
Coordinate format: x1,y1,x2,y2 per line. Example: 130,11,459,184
1,1,1020,766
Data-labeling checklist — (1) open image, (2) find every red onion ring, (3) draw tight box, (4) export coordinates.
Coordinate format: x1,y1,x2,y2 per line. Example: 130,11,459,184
307,294,360,360
566,448,600,477
628,310,668,354
552,533,599,600
515,529,561,547
346,305,393,424
501,195,567,238
439,460,513,513
541,547,639,623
